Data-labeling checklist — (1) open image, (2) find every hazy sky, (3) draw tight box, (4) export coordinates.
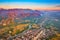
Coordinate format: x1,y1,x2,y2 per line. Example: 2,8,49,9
0,0,60,10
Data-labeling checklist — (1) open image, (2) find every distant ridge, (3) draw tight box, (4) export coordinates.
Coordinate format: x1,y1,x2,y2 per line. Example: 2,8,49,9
0,8,43,18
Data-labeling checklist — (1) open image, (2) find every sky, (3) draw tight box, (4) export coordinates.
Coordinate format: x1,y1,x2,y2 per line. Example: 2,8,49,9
0,0,60,10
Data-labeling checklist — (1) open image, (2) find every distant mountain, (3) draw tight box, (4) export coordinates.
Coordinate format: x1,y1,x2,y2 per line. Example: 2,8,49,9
0,9,43,19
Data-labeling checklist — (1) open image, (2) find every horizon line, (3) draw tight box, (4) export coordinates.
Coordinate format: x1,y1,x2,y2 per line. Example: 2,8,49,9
0,7,60,11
